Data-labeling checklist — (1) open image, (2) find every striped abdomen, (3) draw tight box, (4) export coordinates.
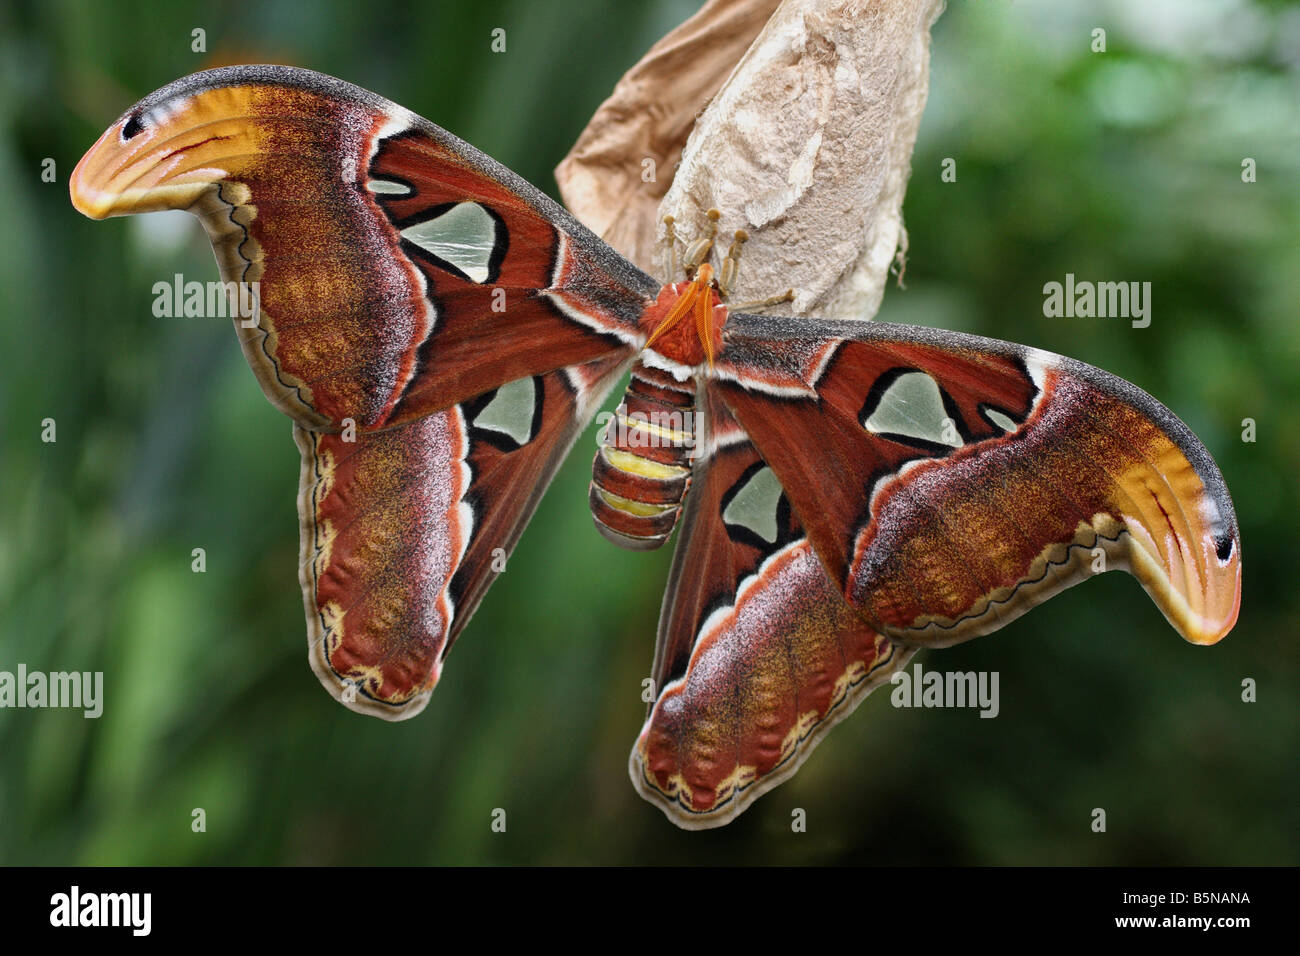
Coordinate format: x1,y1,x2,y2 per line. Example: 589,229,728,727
590,364,696,550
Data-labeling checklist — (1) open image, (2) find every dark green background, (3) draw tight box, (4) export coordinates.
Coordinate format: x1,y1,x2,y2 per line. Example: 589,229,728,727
1,0,1296,864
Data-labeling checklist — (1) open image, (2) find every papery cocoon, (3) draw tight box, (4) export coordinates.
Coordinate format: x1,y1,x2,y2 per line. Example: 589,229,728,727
666,0,944,320
561,0,945,322
556,0,783,276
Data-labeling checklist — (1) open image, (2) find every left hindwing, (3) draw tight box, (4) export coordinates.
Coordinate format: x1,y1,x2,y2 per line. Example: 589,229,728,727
633,388,913,828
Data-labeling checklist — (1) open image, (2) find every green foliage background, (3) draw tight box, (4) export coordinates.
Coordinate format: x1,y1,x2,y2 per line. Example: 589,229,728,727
1,0,1296,865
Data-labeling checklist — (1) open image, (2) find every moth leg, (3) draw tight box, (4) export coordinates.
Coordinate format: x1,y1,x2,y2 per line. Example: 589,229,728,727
727,288,795,312
718,228,747,297
682,208,721,276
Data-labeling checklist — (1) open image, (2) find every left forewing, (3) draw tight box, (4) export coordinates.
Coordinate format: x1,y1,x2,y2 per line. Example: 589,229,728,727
714,314,1241,649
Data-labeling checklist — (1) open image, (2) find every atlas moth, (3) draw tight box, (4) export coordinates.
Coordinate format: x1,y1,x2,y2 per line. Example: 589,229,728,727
71,66,1240,828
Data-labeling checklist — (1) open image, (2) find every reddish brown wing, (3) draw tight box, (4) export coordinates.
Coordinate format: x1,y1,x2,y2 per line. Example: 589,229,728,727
70,65,656,432
297,356,627,719
713,314,1242,648
632,389,914,827
636,315,1241,828
71,66,658,718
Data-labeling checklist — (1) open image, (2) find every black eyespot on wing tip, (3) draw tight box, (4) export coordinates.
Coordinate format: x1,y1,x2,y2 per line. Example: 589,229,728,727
121,113,145,141
1215,535,1235,562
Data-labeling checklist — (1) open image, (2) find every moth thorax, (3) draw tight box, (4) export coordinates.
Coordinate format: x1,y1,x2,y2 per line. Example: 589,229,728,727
589,364,696,551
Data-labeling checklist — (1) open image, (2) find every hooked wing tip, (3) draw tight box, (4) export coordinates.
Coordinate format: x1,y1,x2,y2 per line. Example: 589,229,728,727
1124,518,1241,646
70,107,224,220
69,124,118,220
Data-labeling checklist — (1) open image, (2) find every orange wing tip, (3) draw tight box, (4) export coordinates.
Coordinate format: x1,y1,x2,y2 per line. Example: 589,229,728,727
70,84,269,220
70,119,226,220
1123,523,1241,646
68,122,127,219
1100,442,1241,645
